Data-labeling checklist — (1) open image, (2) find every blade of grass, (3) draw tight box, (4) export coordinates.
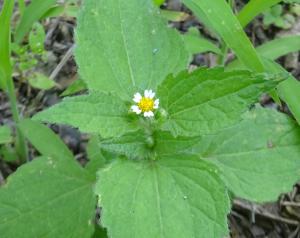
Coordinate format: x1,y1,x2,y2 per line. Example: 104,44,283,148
263,59,300,125
237,0,281,28
227,35,300,69
182,0,264,72
0,0,14,90
14,0,57,43
256,35,300,60
0,0,28,162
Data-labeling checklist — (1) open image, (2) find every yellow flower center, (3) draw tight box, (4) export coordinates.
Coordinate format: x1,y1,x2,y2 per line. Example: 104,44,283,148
138,97,154,112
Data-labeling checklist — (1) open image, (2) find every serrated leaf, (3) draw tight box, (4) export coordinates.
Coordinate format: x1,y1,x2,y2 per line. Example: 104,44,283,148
75,0,189,99
154,107,300,202
0,157,95,238
99,130,153,159
158,67,280,137
96,156,230,238
33,92,138,138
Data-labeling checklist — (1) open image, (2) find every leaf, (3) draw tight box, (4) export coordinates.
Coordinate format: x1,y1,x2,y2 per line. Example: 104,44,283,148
0,126,12,144
29,22,46,54
33,92,138,138
154,108,300,202
158,67,280,137
85,135,113,175
99,130,153,159
237,0,281,27
18,119,74,160
0,0,14,90
181,0,264,72
256,35,300,60
227,35,300,69
96,156,230,238
28,73,56,90
0,145,18,162
61,78,87,96
263,59,300,125
75,0,189,99
0,157,95,238
153,0,166,6
14,0,57,43
182,27,221,55
160,10,189,22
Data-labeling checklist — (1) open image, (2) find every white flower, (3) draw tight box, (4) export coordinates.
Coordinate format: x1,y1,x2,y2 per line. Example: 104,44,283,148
131,90,159,118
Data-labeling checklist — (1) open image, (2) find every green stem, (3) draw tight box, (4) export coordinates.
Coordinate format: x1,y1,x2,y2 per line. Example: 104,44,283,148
6,77,28,163
18,0,25,17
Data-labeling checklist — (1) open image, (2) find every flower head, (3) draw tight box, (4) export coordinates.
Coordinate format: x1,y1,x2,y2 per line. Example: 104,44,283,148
131,90,159,118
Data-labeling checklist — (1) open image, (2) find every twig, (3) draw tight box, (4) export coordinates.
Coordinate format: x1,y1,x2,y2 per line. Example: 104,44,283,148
49,44,75,81
233,199,299,226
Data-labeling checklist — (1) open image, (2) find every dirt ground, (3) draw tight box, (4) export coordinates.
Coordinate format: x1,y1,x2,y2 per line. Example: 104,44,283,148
0,0,299,237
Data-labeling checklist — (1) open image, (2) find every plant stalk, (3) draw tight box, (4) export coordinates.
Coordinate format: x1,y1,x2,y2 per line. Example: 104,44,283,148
6,77,28,163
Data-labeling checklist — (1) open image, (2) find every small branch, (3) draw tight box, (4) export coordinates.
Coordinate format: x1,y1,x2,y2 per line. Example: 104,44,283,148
233,199,299,226
49,44,75,81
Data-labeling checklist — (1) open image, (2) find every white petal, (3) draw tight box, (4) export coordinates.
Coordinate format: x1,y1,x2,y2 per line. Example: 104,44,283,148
154,99,159,109
133,93,142,103
144,90,150,98
149,90,155,99
131,105,141,114
144,111,154,117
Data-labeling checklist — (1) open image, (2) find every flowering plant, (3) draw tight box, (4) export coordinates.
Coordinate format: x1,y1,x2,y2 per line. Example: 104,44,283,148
1,0,300,237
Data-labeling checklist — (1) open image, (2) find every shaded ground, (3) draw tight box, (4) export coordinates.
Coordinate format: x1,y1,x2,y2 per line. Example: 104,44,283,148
0,0,300,237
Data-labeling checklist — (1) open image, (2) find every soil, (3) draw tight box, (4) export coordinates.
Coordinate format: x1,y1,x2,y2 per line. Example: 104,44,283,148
0,0,299,237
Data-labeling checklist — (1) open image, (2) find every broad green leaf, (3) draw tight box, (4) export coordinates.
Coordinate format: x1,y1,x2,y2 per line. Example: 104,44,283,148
0,126,12,144
61,78,87,96
96,156,230,238
158,67,280,137
182,28,221,55
28,73,56,90
154,108,300,202
99,130,154,159
181,0,264,72
0,157,95,238
14,0,57,43
75,0,189,99
18,119,74,160
33,92,138,138
0,0,14,90
237,0,281,27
